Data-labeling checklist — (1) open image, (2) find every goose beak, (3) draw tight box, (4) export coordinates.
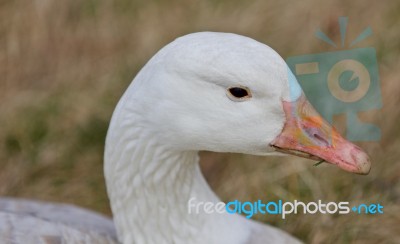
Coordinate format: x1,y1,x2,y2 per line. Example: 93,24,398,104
270,94,371,175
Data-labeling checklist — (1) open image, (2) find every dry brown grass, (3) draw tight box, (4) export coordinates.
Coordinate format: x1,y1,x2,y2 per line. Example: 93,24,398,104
1,0,400,243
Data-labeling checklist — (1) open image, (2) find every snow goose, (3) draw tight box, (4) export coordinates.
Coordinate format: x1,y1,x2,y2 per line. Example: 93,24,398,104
0,32,371,244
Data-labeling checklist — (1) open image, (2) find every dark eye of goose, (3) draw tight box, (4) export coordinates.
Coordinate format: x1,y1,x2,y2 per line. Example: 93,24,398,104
226,86,252,101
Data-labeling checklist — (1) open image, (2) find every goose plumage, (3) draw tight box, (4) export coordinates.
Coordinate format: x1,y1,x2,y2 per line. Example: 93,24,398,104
0,32,371,244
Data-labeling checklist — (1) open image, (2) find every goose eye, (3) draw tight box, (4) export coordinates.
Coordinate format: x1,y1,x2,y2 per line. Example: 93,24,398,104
226,86,252,101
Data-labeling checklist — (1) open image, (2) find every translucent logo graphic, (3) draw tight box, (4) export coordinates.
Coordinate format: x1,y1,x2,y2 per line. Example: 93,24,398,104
286,17,382,141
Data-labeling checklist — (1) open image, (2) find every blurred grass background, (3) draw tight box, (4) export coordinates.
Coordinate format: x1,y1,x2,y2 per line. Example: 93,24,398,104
1,0,400,243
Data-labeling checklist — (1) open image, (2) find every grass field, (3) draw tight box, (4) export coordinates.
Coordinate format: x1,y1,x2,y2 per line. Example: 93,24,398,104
1,0,400,243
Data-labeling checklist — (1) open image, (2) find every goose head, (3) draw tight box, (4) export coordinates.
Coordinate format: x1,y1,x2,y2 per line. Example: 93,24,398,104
128,32,370,174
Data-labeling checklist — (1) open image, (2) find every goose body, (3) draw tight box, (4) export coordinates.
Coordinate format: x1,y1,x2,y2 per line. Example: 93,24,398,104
0,32,371,244
0,197,117,243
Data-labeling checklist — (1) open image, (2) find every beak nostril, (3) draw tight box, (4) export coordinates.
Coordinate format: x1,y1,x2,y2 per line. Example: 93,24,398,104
302,127,331,147
313,133,330,146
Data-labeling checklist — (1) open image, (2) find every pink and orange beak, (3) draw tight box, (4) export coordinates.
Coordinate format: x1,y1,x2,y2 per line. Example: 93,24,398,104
270,94,371,175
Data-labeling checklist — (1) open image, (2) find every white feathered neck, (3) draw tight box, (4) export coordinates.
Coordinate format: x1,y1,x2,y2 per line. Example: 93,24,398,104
105,118,252,243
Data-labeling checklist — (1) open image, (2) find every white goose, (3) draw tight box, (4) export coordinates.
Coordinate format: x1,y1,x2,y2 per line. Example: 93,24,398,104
0,32,371,244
